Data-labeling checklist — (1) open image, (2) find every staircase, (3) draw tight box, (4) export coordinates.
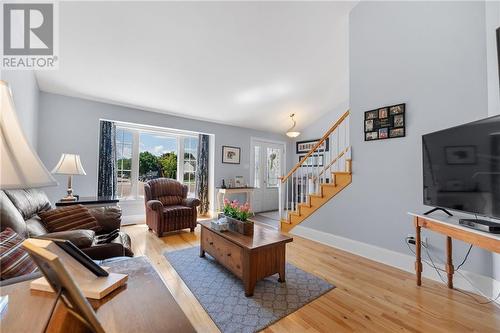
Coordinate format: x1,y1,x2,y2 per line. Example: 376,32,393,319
279,110,352,232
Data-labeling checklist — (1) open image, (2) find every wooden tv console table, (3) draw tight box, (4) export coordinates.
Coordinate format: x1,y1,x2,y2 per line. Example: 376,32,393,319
198,220,292,297
409,212,500,289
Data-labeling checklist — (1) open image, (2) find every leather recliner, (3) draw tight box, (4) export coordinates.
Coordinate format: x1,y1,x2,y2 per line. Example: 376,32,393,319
0,189,134,261
144,178,200,237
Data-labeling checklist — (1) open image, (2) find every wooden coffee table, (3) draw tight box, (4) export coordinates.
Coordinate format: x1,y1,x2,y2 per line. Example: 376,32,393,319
0,257,195,333
198,220,293,297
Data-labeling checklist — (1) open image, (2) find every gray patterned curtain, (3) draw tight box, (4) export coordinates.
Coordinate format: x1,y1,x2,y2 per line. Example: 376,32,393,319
196,134,210,215
98,121,117,197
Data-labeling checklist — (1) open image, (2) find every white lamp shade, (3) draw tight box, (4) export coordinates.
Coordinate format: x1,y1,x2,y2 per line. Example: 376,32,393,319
52,154,87,175
0,81,57,189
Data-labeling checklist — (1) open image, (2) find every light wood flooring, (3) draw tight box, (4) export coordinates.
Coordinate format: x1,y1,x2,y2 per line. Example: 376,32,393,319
123,223,500,333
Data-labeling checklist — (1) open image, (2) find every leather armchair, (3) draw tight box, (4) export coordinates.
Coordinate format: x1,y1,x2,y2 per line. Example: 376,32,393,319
144,178,200,237
0,189,133,262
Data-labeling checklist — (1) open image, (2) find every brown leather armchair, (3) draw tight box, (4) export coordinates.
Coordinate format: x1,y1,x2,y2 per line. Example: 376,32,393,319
144,178,200,237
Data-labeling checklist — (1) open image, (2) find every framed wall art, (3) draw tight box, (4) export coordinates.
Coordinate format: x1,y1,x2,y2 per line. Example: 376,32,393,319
296,138,329,154
299,154,324,167
222,146,241,164
364,103,405,141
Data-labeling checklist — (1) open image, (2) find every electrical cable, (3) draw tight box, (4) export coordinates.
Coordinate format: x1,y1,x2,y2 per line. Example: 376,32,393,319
404,236,500,307
455,244,473,271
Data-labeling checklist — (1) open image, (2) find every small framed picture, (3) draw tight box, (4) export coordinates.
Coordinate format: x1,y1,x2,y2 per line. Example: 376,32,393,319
234,176,245,187
378,108,388,118
389,105,404,115
365,120,374,132
394,114,404,127
222,146,241,164
299,154,324,167
445,146,476,165
389,128,405,138
365,110,378,120
379,128,388,139
365,131,378,141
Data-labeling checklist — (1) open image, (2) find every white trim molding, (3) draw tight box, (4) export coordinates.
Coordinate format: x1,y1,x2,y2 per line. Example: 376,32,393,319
291,225,500,303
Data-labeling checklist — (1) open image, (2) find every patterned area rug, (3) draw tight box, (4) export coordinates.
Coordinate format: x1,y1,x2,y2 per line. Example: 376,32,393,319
164,246,334,333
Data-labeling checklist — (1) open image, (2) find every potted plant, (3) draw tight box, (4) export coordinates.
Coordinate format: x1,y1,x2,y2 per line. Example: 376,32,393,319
222,199,254,235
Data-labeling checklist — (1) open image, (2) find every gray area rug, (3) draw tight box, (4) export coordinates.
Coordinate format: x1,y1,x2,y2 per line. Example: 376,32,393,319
165,246,334,333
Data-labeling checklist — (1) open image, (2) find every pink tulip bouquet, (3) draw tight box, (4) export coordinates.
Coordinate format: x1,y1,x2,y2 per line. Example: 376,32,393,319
223,199,252,222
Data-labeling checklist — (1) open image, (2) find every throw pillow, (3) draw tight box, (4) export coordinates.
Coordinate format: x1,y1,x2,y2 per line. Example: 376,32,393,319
0,227,38,280
38,205,101,233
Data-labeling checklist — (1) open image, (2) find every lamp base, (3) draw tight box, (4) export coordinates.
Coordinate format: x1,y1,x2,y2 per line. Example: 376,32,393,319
60,195,77,202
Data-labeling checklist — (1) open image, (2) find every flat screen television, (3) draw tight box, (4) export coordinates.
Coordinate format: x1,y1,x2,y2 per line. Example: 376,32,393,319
422,115,500,219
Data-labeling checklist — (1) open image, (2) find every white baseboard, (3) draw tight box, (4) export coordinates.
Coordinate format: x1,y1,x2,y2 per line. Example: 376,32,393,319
291,225,500,302
121,214,145,226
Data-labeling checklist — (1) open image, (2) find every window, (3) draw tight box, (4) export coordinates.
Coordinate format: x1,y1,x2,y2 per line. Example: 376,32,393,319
137,132,178,198
266,147,280,188
116,128,133,199
114,124,199,200
182,137,198,195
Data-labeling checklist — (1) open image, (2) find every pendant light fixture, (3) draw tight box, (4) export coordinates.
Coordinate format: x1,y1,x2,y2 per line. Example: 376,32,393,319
286,113,300,138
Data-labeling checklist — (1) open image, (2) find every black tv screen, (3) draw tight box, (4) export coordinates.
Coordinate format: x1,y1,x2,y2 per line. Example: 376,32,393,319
422,115,500,218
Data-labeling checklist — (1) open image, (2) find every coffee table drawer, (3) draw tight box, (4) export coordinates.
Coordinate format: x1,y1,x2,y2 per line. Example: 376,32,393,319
202,228,224,262
223,240,243,278
202,228,243,278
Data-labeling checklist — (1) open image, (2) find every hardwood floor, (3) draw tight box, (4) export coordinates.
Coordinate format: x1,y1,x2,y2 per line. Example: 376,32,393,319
123,223,500,333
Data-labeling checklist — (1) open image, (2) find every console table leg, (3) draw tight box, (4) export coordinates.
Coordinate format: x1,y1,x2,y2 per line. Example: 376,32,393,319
414,219,422,286
446,236,454,289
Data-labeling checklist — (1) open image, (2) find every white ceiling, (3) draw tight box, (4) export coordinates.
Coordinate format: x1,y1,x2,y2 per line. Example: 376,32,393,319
35,1,356,133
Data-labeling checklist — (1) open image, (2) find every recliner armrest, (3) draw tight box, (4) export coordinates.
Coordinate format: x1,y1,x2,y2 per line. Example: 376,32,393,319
42,229,95,248
182,198,200,208
146,200,163,211
89,207,121,233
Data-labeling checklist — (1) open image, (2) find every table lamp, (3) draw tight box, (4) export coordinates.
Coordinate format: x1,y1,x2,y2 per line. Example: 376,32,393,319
51,154,86,201
0,80,57,189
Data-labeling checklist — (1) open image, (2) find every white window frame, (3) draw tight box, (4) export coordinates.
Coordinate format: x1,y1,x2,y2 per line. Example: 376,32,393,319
115,123,199,200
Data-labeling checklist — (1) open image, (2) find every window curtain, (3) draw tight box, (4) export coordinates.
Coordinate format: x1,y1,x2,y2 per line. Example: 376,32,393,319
98,121,117,197
196,134,210,215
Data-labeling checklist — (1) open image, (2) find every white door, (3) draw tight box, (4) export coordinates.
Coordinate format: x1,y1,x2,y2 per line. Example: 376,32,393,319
251,140,285,213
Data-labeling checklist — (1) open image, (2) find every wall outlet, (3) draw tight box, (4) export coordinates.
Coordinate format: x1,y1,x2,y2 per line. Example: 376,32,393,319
406,234,428,247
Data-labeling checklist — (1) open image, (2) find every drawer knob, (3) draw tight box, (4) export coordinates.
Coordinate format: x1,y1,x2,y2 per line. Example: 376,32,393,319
209,242,213,245
227,253,231,257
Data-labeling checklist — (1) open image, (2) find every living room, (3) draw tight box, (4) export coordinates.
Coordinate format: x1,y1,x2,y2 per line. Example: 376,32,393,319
1,1,500,332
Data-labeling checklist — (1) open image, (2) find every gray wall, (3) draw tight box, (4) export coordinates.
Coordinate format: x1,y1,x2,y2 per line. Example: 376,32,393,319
37,92,288,204
297,1,492,277
486,1,500,116
1,71,40,149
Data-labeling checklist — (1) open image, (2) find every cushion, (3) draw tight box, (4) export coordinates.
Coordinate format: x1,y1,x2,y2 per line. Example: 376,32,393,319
0,228,38,281
163,205,194,217
43,230,95,248
38,205,101,233
0,191,28,237
158,195,184,206
4,189,51,220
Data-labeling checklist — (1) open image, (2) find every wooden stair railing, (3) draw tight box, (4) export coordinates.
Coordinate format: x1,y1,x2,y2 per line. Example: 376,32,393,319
278,109,352,231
